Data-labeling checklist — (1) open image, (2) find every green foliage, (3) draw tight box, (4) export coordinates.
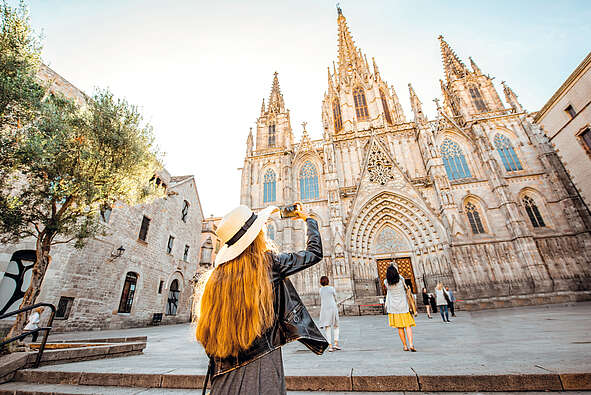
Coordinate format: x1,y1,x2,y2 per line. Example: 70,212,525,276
0,1,163,249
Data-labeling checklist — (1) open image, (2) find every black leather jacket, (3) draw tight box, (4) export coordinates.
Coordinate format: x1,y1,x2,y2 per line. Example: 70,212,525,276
210,217,328,378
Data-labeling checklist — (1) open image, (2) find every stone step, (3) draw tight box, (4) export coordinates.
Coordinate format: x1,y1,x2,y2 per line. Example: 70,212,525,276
9,369,591,392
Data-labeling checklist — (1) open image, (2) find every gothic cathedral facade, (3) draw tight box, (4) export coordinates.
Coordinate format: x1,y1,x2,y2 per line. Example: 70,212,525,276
240,9,591,308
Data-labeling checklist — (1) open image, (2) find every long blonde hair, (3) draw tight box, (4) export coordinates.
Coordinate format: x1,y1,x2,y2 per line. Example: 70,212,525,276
194,231,275,358
436,282,443,290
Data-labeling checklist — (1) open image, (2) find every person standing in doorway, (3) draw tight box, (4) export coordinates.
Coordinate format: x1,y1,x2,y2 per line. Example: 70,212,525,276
318,276,340,351
445,286,456,317
384,265,416,352
421,288,432,319
435,283,451,323
23,307,44,342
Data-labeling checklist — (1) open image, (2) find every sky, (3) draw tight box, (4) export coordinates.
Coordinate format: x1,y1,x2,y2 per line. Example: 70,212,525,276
23,0,591,217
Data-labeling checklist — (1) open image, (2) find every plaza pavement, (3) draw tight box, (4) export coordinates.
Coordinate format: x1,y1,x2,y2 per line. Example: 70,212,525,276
40,302,591,376
4,302,590,393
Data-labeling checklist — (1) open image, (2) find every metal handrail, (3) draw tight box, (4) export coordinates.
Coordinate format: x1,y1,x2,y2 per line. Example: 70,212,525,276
0,302,56,368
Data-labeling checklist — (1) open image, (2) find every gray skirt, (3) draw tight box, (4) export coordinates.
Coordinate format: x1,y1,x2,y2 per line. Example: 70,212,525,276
211,348,286,395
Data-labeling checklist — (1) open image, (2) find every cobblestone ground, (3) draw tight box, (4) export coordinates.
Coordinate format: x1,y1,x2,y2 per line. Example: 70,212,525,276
42,302,591,377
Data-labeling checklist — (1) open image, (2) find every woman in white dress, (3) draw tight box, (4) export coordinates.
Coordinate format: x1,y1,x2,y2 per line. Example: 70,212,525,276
384,265,416,352
318,276,340,351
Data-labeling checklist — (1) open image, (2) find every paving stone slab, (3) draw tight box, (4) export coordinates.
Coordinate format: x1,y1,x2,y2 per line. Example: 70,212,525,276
418,373,563,392
561,373,591,390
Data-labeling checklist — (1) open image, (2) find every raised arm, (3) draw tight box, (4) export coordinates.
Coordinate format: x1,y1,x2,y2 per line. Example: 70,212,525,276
274,217,323,278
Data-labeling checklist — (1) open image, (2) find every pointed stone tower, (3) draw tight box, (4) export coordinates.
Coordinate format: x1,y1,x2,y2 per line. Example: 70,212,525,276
438,35,504,119
322,5,405,134
255,72,293,151
502,81,524,113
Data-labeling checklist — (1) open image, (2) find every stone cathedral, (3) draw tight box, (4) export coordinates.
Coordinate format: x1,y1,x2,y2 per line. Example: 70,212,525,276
240,8,591,309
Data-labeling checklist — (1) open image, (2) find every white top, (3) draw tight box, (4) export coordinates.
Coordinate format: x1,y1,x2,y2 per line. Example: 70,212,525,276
24,312,40,331
384,277,409,314
435,288,449,306
318,286,339,327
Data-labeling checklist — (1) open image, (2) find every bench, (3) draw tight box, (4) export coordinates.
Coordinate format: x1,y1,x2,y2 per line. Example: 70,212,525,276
151,313,162,325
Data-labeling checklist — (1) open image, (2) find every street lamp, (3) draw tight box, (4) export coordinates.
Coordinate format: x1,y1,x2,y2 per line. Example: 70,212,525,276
111,246,125,259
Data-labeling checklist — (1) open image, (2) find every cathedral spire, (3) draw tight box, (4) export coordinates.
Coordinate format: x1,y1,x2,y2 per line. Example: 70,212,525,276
409,83,427,124
372,57,380,78
390,84,406,123
469,56,482,75
327,67,335,92
268,72,285,113
439,35,467,83
260,98,266,116
246,127,253,155
336,7,368,81
502,81,524,113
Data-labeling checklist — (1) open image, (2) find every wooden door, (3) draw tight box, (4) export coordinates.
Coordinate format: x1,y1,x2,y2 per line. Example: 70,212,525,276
376,259,393,295
395,257,417,294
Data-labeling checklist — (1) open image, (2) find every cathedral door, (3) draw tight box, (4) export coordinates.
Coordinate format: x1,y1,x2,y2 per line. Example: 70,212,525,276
395,257,417,294
376,258,393,295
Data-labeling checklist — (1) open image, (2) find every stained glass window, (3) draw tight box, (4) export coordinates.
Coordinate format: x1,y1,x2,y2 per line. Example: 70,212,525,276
299,161,319,200
469,86,488,112
380,90,392,125
267,223,275,240
522,196,545,228
440,138,472,180
494,134,523,172
263,169,276,203
353,87,369,121
333,98,343,132
465,202,485,234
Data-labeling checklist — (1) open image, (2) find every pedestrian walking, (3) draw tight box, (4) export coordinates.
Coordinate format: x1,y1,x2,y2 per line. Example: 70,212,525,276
435,283,451,323
318,276,340,351
429,292,438,313
445,286,456,317
421,288,432,318
384,265,416,352
194,204,328,395
23,307,44,342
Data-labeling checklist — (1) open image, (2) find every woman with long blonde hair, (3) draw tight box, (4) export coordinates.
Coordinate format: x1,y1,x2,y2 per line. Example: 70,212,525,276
195,204,327,394
435,282,451,323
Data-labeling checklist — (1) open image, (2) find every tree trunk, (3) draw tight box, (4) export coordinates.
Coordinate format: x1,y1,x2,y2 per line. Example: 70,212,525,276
6,234,52,341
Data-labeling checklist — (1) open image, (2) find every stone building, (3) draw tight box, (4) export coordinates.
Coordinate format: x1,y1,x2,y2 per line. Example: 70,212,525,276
535,52,591,209
0,66,205,331
240,8,591,309
198,216,222,269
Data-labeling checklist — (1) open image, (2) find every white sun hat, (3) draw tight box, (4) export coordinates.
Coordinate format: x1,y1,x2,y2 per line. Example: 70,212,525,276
214,205,277,266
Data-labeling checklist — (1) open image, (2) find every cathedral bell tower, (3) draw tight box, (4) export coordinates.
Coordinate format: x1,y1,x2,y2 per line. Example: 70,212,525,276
255,72,293,152
322,6,405,135
438,36,505,120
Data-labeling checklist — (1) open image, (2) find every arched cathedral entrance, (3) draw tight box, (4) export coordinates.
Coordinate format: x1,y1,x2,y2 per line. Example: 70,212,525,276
347,191,450,299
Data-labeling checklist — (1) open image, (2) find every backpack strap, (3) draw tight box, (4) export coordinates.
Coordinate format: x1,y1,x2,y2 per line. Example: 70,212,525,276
202,358,213,395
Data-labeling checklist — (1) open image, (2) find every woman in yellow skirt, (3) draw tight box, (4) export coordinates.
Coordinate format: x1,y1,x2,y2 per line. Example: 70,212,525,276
384,265,416,351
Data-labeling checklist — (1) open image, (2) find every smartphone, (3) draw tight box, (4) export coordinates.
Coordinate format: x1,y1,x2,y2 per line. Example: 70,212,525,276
280,203,300,219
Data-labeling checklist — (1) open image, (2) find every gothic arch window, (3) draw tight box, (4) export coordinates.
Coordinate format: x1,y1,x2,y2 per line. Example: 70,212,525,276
166,279,180,316
332,98,343,132
263,169,276,203
299,161,319,200
522,195,546,228
465,202,486,234
440,138,472,180
266,223,275,240
268,124,276,147
469,86,488,113
118,272,138,313
494,134,523,172
380,89,393,125
353,87,369,121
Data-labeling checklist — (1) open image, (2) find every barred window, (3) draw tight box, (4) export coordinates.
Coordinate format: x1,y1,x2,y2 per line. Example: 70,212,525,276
494,134,523,172
299,161,319,200
268,124,276,147
183,245,190,262
267,223,275,240
469,86,488,113
167,235,175,254
522,196,546,228
380,90,392,125
353,87,369,121
333,98,343,132
465,202,485,234
440,138,472,180
263,169,276,203
181,200,189,222
138,216,150,242
166,279,180,316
